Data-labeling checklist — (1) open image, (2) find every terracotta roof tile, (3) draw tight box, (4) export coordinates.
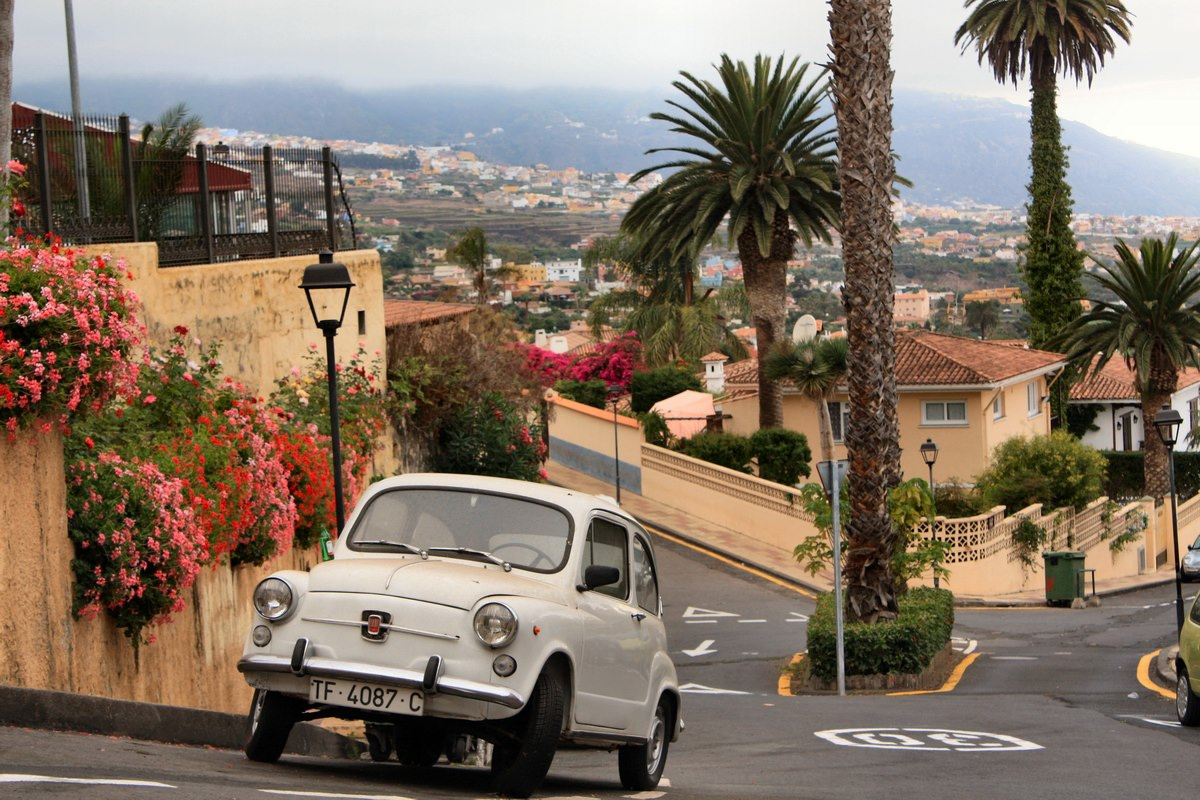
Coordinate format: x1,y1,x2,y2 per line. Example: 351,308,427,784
383,299,476,329
1071,356,1200,401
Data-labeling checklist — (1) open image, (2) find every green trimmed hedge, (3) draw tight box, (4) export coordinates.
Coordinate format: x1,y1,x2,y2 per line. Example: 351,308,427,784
806,587,954,681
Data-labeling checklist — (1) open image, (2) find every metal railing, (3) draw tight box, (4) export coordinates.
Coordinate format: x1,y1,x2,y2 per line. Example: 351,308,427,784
12,110,355,266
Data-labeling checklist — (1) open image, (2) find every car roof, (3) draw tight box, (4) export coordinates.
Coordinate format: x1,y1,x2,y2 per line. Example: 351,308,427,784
363,473,627,520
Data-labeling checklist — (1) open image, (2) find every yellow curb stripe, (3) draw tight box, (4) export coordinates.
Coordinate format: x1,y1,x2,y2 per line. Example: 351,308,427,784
779,653,804,696
1138,648,1175,700
889,652,981,696
645,525,816,598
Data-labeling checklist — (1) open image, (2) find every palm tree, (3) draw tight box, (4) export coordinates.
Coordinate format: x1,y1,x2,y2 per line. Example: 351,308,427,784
966,299,1002,340
1056,234,1200,498
622,54,839,429
586,235,747,366
828,0,904,622
955,0,1132,419
761,336,849,465
447,227,491,305
135,103,203,241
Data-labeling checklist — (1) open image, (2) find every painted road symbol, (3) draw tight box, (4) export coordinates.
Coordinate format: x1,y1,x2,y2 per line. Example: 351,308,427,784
814,728,1042,752
679,682,750,695
682,639,718,657
683,606,739,620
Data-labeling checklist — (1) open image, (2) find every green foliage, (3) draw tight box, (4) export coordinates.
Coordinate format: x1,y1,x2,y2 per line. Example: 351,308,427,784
629,366,703,414
934,480,988,518
806,588,955,681
1066,403,1103,439
1010,517,1049,568
552,378,608,409
640,411,673,448
681,432,753,474
1104,451,1200,502
975,432,1107,511
748,427,811,486
431,392,547,482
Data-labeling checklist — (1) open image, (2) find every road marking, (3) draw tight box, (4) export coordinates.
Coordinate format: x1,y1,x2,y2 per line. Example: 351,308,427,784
991,656,1037,660
1117,714,1181,728
645,525,816,598
815,727,1042,752
951,637,978,655
681,639,718,657
890,652,981,696
779,652,804,696
682,606,740,619
1137,648,1174,700
786,612,810,623
259,792,416,800
0,774,175,787
684,619,718,624
737,619,767,624
679,682,750,695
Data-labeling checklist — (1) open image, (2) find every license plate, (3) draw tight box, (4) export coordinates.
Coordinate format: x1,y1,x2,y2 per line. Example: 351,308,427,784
309,678,424,715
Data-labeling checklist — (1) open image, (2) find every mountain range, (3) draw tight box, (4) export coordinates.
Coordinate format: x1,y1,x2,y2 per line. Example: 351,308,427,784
15,78,1200,216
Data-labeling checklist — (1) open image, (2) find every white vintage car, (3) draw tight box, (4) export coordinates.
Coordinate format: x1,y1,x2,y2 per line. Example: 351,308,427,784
237,473,681,797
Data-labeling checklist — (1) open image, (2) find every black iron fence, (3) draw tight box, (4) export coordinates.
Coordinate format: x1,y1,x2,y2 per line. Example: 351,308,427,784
12,110,355,266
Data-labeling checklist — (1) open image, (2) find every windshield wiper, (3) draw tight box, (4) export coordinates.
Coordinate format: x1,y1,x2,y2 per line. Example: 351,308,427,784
426,546,511,570
353,540,422,554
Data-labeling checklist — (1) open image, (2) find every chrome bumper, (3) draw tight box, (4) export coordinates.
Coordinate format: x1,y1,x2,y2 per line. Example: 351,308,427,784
237,652,525,710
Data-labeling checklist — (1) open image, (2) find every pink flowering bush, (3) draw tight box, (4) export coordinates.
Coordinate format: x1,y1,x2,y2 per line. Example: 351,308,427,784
565,331,643,391
515,342,573,387
65,448,207,648
0,238,143,438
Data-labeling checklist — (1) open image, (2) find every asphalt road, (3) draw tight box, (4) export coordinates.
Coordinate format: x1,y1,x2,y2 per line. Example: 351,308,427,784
0,532,1193,800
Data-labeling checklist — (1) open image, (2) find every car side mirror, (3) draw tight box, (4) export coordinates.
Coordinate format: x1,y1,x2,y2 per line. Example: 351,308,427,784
577,564,620,592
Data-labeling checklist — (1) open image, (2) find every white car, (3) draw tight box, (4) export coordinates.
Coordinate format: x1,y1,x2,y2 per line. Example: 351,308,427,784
237,473,681,797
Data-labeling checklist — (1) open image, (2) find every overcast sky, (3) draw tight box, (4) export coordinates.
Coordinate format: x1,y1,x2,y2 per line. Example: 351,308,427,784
13,1,1200,158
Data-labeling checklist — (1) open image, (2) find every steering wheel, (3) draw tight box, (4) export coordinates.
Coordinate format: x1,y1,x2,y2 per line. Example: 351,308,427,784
491,542,557,569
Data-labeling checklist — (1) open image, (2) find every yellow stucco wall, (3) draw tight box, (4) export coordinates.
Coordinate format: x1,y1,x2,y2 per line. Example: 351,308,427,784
99,244,387,400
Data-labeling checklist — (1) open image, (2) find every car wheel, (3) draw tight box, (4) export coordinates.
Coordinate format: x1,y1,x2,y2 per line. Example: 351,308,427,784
490,669,565,798
1178,666,1200,726
365,724,393,762
245,689,300,763
617,699,670,790
395,727,444,767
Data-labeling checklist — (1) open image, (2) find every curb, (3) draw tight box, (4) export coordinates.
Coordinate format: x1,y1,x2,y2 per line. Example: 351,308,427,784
954,575,1178,608
0,685,362,758
1158,645,1180,689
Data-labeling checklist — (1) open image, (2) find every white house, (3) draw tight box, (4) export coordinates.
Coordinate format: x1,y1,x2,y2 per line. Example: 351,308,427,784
1070,357,1200,452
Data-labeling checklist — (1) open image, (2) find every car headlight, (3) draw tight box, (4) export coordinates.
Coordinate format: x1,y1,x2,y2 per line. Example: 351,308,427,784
474,602,518,648
253,577,296,621
1186,552,1200,568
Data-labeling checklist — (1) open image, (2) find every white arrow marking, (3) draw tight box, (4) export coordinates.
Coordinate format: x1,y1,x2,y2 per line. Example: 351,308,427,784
786,611,810,623
678,682,750,695
682,606,739,619
682,639,717,657
259,791,417,799
991,656,1037,661
0,775,175,788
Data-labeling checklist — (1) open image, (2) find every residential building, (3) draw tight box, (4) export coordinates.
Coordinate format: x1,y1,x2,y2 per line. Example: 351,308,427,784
1070,357,1200,452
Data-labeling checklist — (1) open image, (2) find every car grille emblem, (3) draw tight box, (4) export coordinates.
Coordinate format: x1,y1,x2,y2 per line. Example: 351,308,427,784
361,611,391,642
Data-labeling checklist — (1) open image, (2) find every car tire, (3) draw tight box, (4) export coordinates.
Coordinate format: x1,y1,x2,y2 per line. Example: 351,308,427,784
395,727,443,767
245,689,300,763
365,724,393,762
490,669,564,798
1178,665,1200,726
617,699,670,790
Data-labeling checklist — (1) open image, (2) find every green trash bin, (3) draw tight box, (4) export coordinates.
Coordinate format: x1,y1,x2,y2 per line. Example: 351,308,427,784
1043,551,1086,605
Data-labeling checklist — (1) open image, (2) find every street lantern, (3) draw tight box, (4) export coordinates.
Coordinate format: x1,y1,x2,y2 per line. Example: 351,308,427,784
608,384,622,504
920,438,940,589
1154,404,1185,634
299,251,355,536
816,459,849,697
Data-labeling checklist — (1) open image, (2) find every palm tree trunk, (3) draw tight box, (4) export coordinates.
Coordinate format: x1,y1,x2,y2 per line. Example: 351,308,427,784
736,209,793,430
1143,356,1180,498
817,391,836,465
829,0,903,622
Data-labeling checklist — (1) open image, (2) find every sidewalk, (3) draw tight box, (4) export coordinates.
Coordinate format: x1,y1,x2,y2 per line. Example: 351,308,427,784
545,460,1176,607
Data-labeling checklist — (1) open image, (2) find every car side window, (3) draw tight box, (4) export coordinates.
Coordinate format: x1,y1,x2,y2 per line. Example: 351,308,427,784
583,518,629,600
632,534,660,615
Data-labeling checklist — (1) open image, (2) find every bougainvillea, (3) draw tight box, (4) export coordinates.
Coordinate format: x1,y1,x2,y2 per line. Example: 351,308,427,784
432,392,549,482
565,331,643,391
514,341,573,387
0,238,143,439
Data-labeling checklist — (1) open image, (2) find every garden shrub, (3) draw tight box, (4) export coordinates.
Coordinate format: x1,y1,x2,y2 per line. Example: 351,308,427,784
629,366,703,414
806,587,955,681
432,392,548,482
640,410,672,448
933,480,988,517
682,431,753,474
552,378,608,409
749,427,811,486
1104,450,1200,502
975,431,1106,511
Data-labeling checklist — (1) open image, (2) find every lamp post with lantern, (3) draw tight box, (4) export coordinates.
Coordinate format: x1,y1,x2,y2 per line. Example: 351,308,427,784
299,251,355,535
920,438,940,589
1153,404,1185,634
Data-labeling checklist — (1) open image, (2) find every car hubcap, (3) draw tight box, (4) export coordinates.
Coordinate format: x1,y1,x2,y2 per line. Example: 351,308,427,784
252,691,265,733
646,712,666,773
1179,675,1190,719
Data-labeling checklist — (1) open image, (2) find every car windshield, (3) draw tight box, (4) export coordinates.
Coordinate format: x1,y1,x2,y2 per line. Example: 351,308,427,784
1192,533,1200,551
346,488,572,572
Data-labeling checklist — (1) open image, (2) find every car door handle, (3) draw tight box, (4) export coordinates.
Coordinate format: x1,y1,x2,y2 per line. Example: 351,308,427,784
631,612,646,622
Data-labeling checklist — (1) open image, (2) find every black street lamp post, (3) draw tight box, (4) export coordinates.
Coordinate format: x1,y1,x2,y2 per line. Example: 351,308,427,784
608,384,622,504
920,437,940,589
1154,404,1185,634
299,251,355,535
